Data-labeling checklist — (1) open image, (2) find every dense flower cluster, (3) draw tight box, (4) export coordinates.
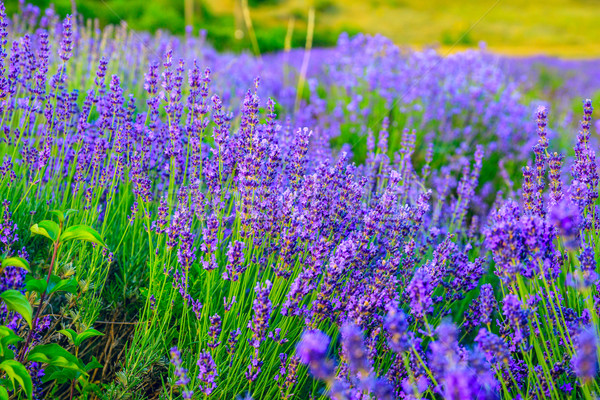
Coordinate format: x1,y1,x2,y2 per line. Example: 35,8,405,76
0,2,599,400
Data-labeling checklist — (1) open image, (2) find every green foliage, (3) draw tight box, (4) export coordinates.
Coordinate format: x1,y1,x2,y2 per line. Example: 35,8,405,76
0,209,110,397
30,220,60,242
440,27,475,46
0,290,33,329
0,327,22,360
47,275,79,295
248,0,282,6
0,256,30,274
0,360,33,400
27,344,87,374
25,275,77,295
60,225,108,248
49,209,77,225
59,328,104,347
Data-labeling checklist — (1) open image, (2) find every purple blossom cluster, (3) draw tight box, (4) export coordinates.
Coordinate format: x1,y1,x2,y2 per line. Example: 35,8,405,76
1,2,600,400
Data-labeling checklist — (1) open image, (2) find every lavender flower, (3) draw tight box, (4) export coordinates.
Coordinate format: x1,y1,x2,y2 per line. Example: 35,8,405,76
247,280,272,350
384,304,410,353
297,330,334,380
406,267,434,320
208,314,222,349
275,353,300,399
502,294,530,347
548,197,580,242
548,152,564,206
223,240,245,281
572,327,598,383
341,322,370,376
170,347,194,398
197,350,218,395
59,15,73,62
479,284,497,326
475,328,510,367
227,328,242,367
286,127,312,189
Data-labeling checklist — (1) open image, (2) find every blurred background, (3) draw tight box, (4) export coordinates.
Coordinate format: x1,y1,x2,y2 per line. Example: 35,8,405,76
7,0,600,57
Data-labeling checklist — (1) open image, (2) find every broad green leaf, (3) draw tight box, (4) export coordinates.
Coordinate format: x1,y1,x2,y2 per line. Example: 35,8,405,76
0,378,14,393
27,344,86,373
0,290,32,328
0,257,30,273
49,210,64,223
25,278,47,295
30,220,60,242
27,276,77,295
49,209,77,224
0,326,23,359
58,328,78,345
0,386,8,400
65,209,78,219
84,356,103,372
0,360,33,400
47,275,78,295
41,365,77,384
60,225,107,247
78,378,99,392
74,328,104,347
0,326,22,346
59,328,103,347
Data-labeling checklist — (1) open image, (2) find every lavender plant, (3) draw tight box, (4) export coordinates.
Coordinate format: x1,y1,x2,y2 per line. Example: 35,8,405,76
0,1,599,399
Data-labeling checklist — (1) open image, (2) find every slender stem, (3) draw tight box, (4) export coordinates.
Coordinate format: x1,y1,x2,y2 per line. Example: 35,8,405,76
18,238,60,362
69,378,75,400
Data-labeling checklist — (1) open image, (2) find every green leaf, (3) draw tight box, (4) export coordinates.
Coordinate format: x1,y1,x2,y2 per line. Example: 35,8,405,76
65,209,78,219
26,276,77,295
49,209,77,224
0,326,23,360
59,328,103,347
0,377,14,393
0,360,33,400
58,328,78,346
25,278,47,295
27,344,86,373
1,257,30,273
47,275,78,295
0,327,22,346
30,220,60,242
74,328,104,347
49,210,64,224
84,356,103,372
42,365,77,384
60,225,107,247
0,386,8,400
0,290,33,328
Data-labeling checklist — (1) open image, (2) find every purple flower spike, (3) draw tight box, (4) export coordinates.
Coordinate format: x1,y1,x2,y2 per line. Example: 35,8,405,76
572,327,598,383
384,305,410,353
59,15,73,62
297,330,334,380
197,350,218,395
169,346,193,397
341,322,371,376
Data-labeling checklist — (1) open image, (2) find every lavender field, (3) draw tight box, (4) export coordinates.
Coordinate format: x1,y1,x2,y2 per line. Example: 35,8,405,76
1,2,600,399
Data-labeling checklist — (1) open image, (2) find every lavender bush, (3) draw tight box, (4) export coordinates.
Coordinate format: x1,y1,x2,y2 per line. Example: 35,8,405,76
0,1,599,399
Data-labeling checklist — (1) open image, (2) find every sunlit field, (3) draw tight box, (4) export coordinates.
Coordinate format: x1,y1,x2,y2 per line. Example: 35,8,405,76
211,0,600,57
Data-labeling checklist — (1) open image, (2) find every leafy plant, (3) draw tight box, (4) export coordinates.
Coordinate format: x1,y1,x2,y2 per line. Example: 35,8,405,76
0,209,106,398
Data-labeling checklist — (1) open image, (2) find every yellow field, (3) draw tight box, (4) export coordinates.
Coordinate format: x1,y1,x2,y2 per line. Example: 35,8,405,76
208,0,600,57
